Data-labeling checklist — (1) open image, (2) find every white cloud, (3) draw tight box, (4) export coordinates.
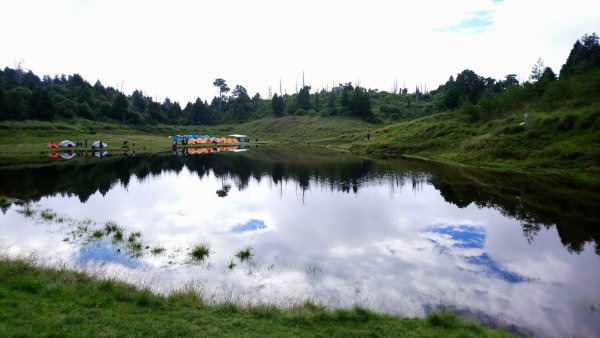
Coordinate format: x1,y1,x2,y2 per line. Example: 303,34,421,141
1,0,598,104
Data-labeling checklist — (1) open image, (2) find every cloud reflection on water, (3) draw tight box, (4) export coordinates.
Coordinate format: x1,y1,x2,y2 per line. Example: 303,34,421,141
0,150,599,337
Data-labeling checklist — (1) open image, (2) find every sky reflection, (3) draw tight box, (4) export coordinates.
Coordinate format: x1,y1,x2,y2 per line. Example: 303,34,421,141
1,150,599,337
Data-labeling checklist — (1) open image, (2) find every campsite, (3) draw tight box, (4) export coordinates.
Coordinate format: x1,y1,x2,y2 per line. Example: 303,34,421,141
1,2,599,335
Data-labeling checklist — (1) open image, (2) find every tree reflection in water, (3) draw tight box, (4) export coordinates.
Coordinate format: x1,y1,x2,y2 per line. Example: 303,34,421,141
0,146,598,255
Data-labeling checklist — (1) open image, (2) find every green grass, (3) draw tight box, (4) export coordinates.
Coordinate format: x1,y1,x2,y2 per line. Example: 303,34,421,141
1,105,598,183
0,257,514,337
40,209,56,220
234,247,253,262
348,103,600,183
190,244,210,261
17,204,36,217
104,221,119,234
151,247,166,255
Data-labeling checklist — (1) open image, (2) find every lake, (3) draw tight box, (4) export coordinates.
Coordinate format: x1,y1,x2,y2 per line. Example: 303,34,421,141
1,146,599,337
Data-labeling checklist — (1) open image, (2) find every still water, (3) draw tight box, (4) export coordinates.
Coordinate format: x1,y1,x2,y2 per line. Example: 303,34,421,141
1,146,599,337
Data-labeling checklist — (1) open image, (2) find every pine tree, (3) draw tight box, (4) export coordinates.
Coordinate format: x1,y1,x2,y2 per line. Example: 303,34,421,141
296,86,311,110
111,93,129,123
271,93,285,117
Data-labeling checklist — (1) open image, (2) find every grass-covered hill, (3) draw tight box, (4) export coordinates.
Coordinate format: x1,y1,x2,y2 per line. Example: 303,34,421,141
349,102,600,182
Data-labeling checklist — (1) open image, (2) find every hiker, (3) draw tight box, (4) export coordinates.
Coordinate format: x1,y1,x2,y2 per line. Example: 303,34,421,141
520,111,529,126
367,130,371,140
84,140,88,147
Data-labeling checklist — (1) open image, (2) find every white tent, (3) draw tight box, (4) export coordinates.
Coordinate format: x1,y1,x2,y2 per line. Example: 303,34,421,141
59,152,76,159
58,140,76,147
92,141,108,148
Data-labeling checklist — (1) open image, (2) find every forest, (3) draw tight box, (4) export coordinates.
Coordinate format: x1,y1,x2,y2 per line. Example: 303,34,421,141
0,33,598,126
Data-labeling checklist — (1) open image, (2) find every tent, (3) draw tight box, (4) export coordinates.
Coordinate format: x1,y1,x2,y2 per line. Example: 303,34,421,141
92,141,108,148
59,140,76,147
48,142,58,148
59,152,77,159
228,134,250,142
94,151,108,158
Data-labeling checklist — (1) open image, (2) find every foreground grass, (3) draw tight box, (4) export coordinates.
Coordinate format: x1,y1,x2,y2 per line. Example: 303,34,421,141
0,258,513,337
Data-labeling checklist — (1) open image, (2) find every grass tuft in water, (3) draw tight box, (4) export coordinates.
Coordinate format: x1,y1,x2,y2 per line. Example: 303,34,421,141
129,242,143,253
150,247,165,255
104,221,119,234
40,209,55,221
91,230,104,240
227,260,236,270
128,232,141,243
234,247,253,262
19,204,36,217
112,229,124,242
190,244,210,261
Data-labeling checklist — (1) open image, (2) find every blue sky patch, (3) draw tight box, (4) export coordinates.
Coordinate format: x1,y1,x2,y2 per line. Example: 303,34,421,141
232,219,266,233
435,10,494,33
467,253,524,283
430,225,486,249
427,225,523,284
75,239,139,268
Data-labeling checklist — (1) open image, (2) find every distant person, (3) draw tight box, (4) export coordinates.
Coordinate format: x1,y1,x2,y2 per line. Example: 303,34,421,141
84,140,88,147
367,131,371,140
520,111,528,126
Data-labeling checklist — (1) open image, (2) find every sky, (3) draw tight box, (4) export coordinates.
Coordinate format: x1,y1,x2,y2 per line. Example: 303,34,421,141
1,0,599,104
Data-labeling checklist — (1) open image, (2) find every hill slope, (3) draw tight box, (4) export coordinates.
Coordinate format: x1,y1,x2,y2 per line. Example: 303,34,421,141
349,102,600,182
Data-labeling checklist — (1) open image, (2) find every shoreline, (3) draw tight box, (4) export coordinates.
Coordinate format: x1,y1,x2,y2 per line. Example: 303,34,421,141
0,256,515,337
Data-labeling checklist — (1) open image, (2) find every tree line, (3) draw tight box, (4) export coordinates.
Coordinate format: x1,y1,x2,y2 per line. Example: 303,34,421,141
0,33,598,125
433,33,600,122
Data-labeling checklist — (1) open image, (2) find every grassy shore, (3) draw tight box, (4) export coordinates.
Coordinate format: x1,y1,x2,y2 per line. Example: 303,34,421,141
0,258,513,337
348,103,600,183
0,117,371,168
1,103,599,183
